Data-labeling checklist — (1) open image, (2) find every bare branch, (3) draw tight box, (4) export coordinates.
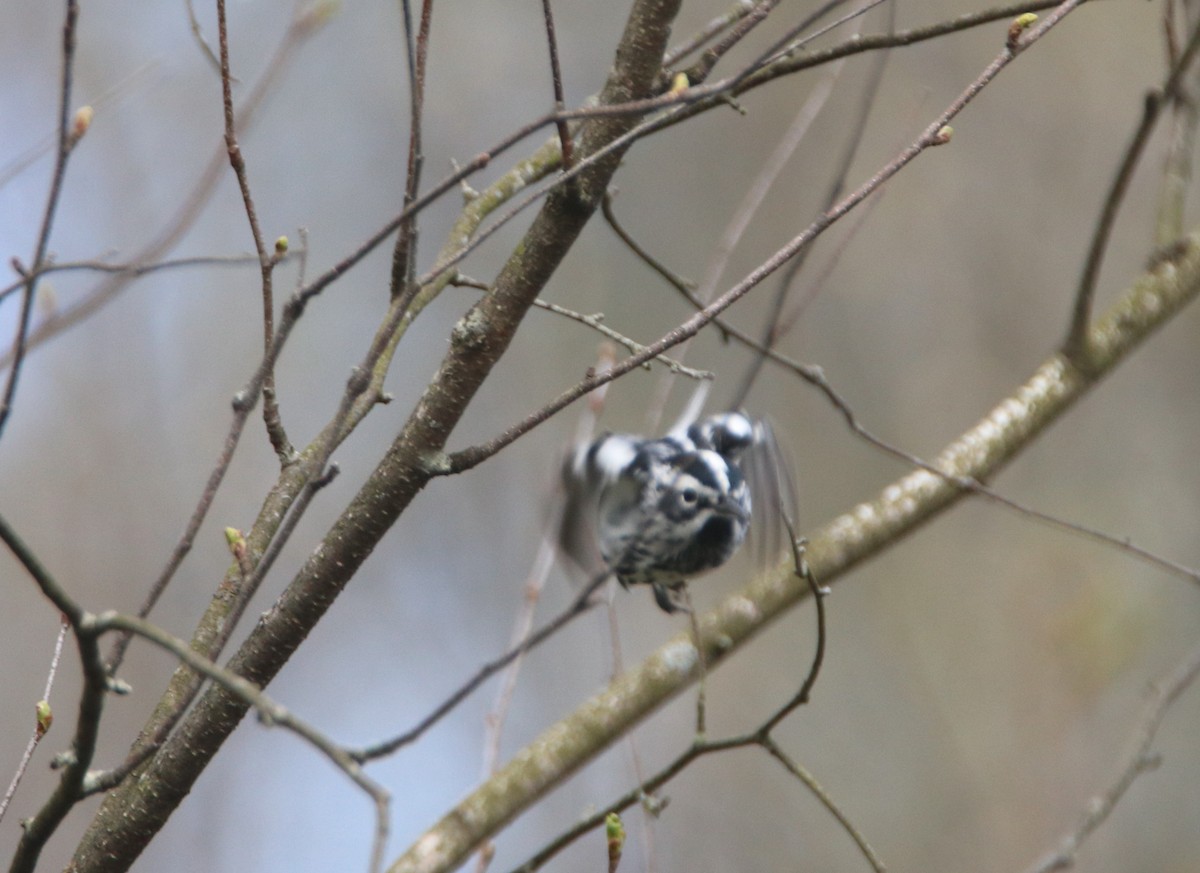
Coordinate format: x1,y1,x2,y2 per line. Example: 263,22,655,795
533,298,712,380
0,250,301,304
184,0,223,76
758,737,884,873
1064,13,1200,365
540,0,574,169
662,0,758,67
0,61,156,192
390,0,432,303
0,618,68,825
216,0,292,459
1023,641,1200,873
351,572,608,763
0,0,81,442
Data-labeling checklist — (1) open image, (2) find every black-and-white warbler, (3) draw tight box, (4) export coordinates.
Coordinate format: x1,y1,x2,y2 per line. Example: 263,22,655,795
560,411,784,613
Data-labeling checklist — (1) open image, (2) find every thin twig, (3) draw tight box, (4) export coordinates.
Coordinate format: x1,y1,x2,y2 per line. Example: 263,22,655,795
216,0,292,460
679,0,778,87
541,0,574,169
351,571,609,763
1023,641,1200,873
742,0,1072,89
1064,13,1200,365
774,163,891,335
390,0,432,302
682,587,708,737
534,299,712,380
185,0,223,76
0,250,301,303
758,737,884,872
0,60,156,192
0,618,69,825
747,0,883,75
452,273,710,378
761,528,826,732
0,0,81,442
662,0,758,67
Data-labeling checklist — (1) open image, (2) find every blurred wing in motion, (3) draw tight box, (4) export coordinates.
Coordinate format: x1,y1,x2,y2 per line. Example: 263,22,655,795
741,416,799,573
555,431,639,582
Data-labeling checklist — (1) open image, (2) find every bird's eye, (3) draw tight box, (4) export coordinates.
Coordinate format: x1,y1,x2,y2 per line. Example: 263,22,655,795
680,487,698,504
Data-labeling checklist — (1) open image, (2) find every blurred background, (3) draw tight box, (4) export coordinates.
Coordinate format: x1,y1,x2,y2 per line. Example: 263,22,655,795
2,1,1199,871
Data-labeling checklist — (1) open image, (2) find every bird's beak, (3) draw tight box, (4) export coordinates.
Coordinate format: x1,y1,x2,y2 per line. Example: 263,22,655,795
715,495,749,522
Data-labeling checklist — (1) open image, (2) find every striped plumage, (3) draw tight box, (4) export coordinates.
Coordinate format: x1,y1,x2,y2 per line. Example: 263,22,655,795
561,412,764,613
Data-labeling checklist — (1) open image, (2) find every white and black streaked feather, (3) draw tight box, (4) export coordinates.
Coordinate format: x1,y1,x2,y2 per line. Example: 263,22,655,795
557,410,794,612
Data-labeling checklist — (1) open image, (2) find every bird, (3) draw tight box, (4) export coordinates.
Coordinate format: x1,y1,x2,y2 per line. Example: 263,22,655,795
559,410,787,613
